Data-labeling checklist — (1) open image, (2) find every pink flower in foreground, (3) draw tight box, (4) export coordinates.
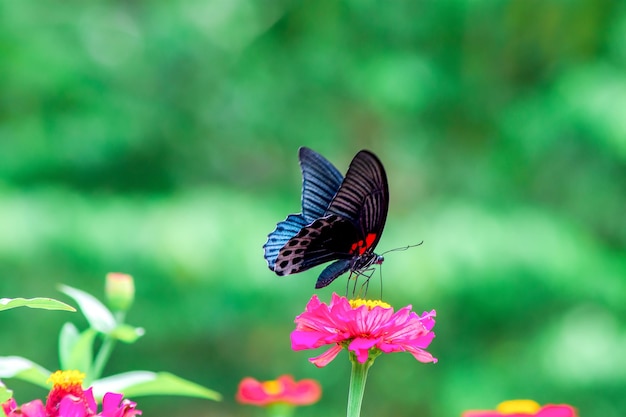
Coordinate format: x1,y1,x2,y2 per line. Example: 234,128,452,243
46,370,142,417
291,293,437,367
463,400,578,417
236,375,321,406
2,398,46,417
0,370,141,417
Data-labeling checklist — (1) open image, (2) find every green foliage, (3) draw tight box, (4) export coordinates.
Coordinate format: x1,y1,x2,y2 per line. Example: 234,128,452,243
0,282,220,404
92,371,222,401
0,385,11,404
59,285,118,334
1,0,625,416
0,298,75,312
59,324,97,374
0,357,50,390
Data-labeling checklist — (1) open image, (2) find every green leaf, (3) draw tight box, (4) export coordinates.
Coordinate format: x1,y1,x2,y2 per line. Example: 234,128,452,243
59,322,80,370
58,285,116,333
0,384,13,403
0,357,51,389
0,297,75,312
91,371,221,401
58,324,96,373
110,324,145,343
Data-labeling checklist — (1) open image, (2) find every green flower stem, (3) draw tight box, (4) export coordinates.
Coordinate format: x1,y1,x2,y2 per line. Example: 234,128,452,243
91,336,115,381
346,350,380,417
91,311,125,381
266,403,295,417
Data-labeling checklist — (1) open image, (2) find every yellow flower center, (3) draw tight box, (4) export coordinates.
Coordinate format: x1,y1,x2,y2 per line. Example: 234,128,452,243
261,380,283,396
349,299,391,310
47,370,85,389
496,400,541,414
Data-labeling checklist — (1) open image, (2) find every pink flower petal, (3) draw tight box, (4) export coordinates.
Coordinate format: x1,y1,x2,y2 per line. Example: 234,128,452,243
537,405,578,417
406,345,438,363
291,330,329,350
2,398,18,415
309,345,343,368
276,375,322,405
353,347,370,363
236,377,273,405
102,392,124,410
83,387,98,414
2,399,47,417
58,395,88,417
349,337,381,362
18,400,47,417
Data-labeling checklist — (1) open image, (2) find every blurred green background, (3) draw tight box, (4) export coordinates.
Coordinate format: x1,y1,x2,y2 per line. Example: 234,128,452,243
1,0,625,416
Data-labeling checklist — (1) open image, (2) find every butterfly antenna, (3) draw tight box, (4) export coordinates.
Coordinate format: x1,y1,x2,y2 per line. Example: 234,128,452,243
380,241,424,256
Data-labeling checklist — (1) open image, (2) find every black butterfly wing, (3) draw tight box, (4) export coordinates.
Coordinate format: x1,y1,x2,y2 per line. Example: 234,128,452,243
264,147,344,271
273,214,358,276
326,150,389,253
316,259,352,289
263,214,309,270
299,147,344,223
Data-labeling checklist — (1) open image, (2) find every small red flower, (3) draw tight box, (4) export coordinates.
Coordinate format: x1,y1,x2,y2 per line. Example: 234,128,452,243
291,293,437,367
463,400,578,417
236,375,321,406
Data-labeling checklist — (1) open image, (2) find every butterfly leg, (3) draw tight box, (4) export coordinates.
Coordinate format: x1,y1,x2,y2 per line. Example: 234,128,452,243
345,270,367,299
354,267,377,299
345,271,357,298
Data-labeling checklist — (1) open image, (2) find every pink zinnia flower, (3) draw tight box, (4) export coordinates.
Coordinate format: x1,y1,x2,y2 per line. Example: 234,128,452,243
2,371,141,417
236,375,321,406
463,400,578,417
291,293,437,367
46,370,141,417
2,398,46,417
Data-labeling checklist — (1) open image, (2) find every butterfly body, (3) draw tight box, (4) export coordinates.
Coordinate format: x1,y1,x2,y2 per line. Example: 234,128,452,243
264,147,388,289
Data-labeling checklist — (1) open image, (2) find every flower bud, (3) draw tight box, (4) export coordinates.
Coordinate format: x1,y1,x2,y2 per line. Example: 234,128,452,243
105,273,135,312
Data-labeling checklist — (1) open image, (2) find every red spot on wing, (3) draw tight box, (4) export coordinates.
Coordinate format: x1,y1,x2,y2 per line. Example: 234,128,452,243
349,233,378,256
350,241,360,253
364,233,377,249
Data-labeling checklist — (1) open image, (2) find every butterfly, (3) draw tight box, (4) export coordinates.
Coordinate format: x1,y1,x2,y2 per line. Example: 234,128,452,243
263,147,389,289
